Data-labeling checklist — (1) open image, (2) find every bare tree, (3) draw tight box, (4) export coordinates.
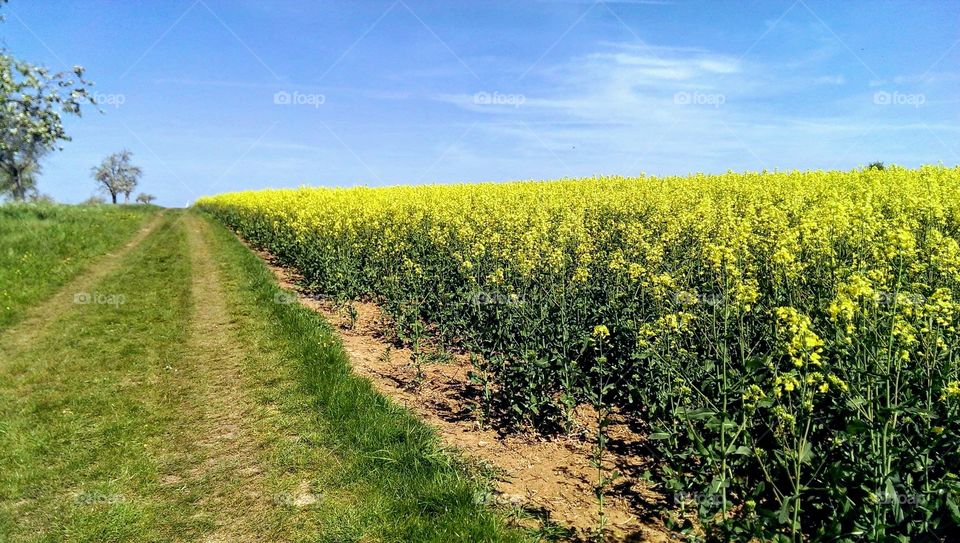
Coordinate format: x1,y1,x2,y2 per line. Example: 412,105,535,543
92,150,141,204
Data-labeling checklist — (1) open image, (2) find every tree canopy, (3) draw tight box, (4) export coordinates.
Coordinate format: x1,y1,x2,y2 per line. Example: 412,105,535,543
92,150,142,204
0,1,93,200
135,192,156,204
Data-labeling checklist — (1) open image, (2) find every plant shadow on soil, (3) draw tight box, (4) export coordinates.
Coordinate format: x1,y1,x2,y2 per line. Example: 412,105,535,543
246,244,679,542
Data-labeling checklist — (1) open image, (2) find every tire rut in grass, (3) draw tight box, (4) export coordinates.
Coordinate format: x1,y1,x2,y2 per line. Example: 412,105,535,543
159,215,273,542
0,211,166,359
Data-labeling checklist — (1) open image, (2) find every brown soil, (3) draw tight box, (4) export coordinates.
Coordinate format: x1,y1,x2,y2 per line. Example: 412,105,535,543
248,244,676,542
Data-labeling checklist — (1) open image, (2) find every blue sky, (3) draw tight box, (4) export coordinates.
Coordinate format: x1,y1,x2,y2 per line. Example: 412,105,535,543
2,0,958,206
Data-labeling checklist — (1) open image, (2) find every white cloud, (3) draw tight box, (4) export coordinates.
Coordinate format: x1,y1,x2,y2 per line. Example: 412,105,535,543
422,40,959,176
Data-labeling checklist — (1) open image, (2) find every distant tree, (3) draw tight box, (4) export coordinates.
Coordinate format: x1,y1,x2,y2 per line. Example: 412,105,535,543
80,195,106,205
135,192,156,204
28,192,55,204
867,161,885,171
0,4,93,201
92,150,141,204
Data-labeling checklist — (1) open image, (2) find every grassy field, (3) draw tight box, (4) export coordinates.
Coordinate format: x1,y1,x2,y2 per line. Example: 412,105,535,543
0,204,157,330
0,206,525,542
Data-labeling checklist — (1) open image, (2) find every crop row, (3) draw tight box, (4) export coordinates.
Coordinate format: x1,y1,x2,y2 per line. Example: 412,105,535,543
199,166,960,541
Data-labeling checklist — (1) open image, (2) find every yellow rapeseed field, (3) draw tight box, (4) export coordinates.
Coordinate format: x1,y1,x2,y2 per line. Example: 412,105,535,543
199,165,960,540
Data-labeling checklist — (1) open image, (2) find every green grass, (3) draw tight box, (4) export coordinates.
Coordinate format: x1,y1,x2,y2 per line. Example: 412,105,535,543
0,212,192,541
0,203,157,330
0,210,529,542
203,213,528,542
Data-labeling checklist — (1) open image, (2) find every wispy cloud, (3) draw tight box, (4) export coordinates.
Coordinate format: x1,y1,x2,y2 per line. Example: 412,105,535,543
422,39,958,175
